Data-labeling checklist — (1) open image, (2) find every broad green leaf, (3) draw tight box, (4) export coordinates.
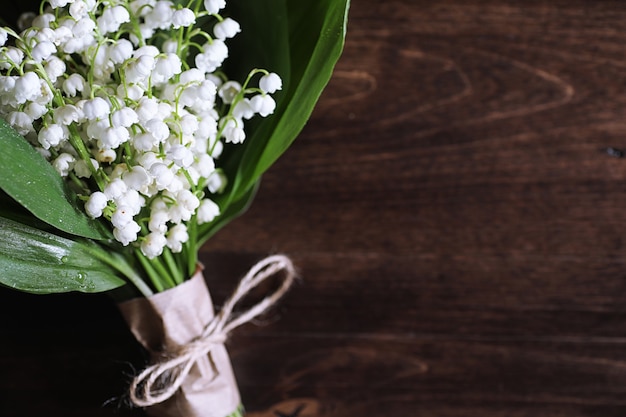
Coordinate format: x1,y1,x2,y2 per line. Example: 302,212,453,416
201,0,349,242
0,216,125,294
238,0,349,189
0,119,110,240
0,189,54,232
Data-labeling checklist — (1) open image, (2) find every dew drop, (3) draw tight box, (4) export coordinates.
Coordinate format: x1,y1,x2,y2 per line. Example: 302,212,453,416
60,256,69,263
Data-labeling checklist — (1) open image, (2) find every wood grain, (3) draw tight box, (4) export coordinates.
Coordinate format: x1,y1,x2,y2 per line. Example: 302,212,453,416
4,1,626,416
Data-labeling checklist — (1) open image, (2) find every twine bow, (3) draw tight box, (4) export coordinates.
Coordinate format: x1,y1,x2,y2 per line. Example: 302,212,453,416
129,254,296,407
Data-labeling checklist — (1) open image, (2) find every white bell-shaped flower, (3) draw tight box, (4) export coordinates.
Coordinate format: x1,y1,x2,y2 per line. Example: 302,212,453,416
111,205,134,228
123,166,151,191
141,232,167,258
204,0,225,14
218,80,241,104
71,17,96,38
54,104,83,125
113,221,141,246
197,198,220,224
50,0,74,8
172,8,195,29
148,210,170,233
104,178,128,200
85,191,108,218
108,39,134,64
167,144,194,168
0,29,7,47
32,41,56,63
233,98,254,120
125,55,155,84
7,111,34,136
250,94,277,117
69,1,92,19
14,72,41,104
150,162,175,190
213,18,240,40
2,47,24,70
25,102,48,120
62,74,86,97
82,97,110,120
144,1,174,30
53,153,76,177
74,158,98,178
194,153,215,178
99,126,130,149
97,5,130,34
221,118,245,144
144,118,170,142
259,72,282,94
166,224,189,252
38,124,66,149
44,56,66,82
111,107,139,128
117,189,145,215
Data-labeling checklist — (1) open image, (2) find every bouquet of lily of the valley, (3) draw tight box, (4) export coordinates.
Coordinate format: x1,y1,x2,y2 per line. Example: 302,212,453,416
0,0,348,415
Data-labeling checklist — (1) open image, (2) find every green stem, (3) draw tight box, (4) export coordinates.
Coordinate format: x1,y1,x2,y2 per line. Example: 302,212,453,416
88,244,153,297
187,218,198,277
67,124,105,190
136,249,179,291
135,250,165,292
163,248,183,285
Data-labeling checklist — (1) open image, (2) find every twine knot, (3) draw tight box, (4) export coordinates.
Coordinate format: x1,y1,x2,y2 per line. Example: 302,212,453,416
129,254,296,407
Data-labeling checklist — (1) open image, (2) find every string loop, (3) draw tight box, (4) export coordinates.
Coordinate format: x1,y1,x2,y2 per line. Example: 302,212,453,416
129,254,296,407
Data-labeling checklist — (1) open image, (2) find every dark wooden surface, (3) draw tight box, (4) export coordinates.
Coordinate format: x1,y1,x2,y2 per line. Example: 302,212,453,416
4,1,626,415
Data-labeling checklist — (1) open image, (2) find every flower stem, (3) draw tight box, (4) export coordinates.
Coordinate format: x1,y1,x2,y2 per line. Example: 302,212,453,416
187,218,198,277
87,244,153,297
136,249,178,290
163,248,183,285
135,250,165,292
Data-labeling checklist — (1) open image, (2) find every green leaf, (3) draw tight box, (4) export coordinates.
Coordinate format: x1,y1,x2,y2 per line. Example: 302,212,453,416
202,0,349,242
0,216,125,294
239,0,349,188
0,118,110,240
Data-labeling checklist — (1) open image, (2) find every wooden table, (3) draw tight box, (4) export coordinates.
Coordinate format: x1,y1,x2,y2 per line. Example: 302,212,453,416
3,1,626,415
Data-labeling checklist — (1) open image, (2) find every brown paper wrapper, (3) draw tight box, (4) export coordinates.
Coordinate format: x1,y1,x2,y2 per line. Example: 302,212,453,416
118,269,241,417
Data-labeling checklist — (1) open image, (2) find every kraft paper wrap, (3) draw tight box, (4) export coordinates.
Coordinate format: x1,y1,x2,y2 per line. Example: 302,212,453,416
118,270,241,417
